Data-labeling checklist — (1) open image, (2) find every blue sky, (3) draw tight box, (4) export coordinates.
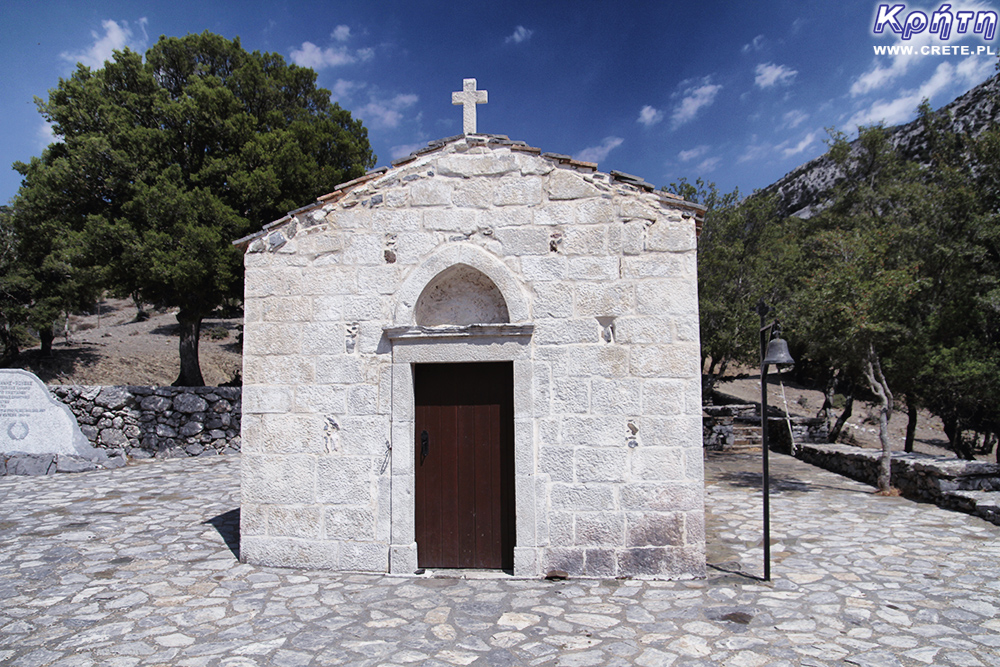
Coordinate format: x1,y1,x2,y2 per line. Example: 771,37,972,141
2,0,998,207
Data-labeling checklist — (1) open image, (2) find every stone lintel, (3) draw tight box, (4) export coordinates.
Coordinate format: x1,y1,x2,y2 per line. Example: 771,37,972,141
383,323,534,341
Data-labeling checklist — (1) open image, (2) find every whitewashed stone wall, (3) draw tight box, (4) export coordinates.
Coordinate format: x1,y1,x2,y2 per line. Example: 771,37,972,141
239,135,705,579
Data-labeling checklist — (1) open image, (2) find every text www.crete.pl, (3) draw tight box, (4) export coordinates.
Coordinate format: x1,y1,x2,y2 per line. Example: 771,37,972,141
873,44,998,55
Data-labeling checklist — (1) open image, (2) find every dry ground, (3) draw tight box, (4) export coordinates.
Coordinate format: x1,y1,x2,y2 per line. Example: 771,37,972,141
9,298,242,387
716,366,998,463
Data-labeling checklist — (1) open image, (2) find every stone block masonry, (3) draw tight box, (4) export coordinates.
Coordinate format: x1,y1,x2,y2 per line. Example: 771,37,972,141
48,385,241,460
237,133,707,579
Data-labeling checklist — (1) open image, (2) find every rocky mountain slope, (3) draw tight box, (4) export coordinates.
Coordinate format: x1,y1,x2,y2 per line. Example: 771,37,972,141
764,73,1000,218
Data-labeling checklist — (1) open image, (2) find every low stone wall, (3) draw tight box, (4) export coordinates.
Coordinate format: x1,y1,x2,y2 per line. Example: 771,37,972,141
795,443,1000,524
702,403,828,452
1,452,127,476
770,417,829,454
49,386,241,460
703,405,759,450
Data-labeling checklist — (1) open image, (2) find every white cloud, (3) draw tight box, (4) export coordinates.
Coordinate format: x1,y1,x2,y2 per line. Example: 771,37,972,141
956,52,995,84
291,27,373,70
671,80,722,129
37,121,57,149
678,145,710,162
847,61,956,128
575,136,624,163
755,62,798,89
782,109,809,128
332,25,352,42
331,79,363,102
60,18,148,69
742,35,765,53
391,142,426,159
696,157,721,172
781,132,817,158
359,93,419,129
291,42,373,69
851,50,915,96
738,137,770,164
506,26,534,44
637,105,664,127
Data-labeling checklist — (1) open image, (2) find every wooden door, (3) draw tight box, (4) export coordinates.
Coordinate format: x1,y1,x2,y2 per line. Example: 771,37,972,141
414,362,514,570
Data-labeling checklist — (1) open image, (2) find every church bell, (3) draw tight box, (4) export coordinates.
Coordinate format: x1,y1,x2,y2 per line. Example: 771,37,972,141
762,338,795,367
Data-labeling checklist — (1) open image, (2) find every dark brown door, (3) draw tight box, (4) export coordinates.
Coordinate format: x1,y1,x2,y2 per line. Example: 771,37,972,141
414,362,514,570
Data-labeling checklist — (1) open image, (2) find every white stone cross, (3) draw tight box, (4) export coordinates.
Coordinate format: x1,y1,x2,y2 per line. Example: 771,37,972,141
452,78,488,135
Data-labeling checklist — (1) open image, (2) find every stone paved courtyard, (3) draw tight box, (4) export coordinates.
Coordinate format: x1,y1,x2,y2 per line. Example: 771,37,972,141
1,452,998,666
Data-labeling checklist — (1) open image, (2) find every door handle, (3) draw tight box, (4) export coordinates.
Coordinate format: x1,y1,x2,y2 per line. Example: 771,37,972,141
420,430,429,459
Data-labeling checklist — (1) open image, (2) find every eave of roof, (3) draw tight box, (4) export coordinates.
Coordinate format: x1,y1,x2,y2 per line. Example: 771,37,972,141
234,134,706,251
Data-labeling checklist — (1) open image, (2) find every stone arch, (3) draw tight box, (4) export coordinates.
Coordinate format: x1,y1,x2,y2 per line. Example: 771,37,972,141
415,264,509,326
394,244,530,325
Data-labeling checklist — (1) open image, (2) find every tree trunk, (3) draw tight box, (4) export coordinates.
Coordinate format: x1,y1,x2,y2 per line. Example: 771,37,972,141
957,433,976,461
943,417,975,460
39,327,55,357
817,377,836,428
864,344,894,493
717,356,730,380
173,310,205,387
828,394,854,443
904,400,918,453
701,356,730,402
1,325,20,365
132,292,149,322
943,415,958,451
702,358,718,401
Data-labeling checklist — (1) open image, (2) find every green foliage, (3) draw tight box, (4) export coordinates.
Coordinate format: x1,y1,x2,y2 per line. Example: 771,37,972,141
9,32,375,384
786,125,928,374
206,326,230,341
684,105,1000,462
0,207,35,360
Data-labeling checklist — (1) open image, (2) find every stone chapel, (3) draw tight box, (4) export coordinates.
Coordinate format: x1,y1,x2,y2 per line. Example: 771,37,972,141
236,80,706,579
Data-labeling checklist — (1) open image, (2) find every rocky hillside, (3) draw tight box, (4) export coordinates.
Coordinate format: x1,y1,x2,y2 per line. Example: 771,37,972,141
765,73,1000,218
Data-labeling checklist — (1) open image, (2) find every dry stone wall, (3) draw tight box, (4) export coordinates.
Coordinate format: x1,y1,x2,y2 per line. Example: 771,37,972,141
702,404,828,452
796,443,1000,498
50,386,241,459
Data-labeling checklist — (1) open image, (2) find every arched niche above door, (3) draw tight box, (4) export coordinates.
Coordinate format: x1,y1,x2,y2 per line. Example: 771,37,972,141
414,264,510,326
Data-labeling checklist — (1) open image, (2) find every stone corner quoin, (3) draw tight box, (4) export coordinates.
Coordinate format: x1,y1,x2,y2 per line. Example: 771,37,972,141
238,135,706,580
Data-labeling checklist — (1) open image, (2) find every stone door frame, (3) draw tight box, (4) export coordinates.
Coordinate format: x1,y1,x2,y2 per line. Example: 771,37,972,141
385,244,537,576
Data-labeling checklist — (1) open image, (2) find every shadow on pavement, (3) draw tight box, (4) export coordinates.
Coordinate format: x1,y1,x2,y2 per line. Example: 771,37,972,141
205,508,240,560
714,470,817,494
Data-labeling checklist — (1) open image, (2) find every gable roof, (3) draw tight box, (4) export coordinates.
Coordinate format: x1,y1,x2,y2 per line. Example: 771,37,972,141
234,134,705,252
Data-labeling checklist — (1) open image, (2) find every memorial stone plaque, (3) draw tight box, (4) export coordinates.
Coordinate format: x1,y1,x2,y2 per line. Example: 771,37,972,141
0,369,105,460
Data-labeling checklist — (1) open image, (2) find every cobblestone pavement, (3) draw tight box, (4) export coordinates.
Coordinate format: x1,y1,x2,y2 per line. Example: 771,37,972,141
1,452,998,667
